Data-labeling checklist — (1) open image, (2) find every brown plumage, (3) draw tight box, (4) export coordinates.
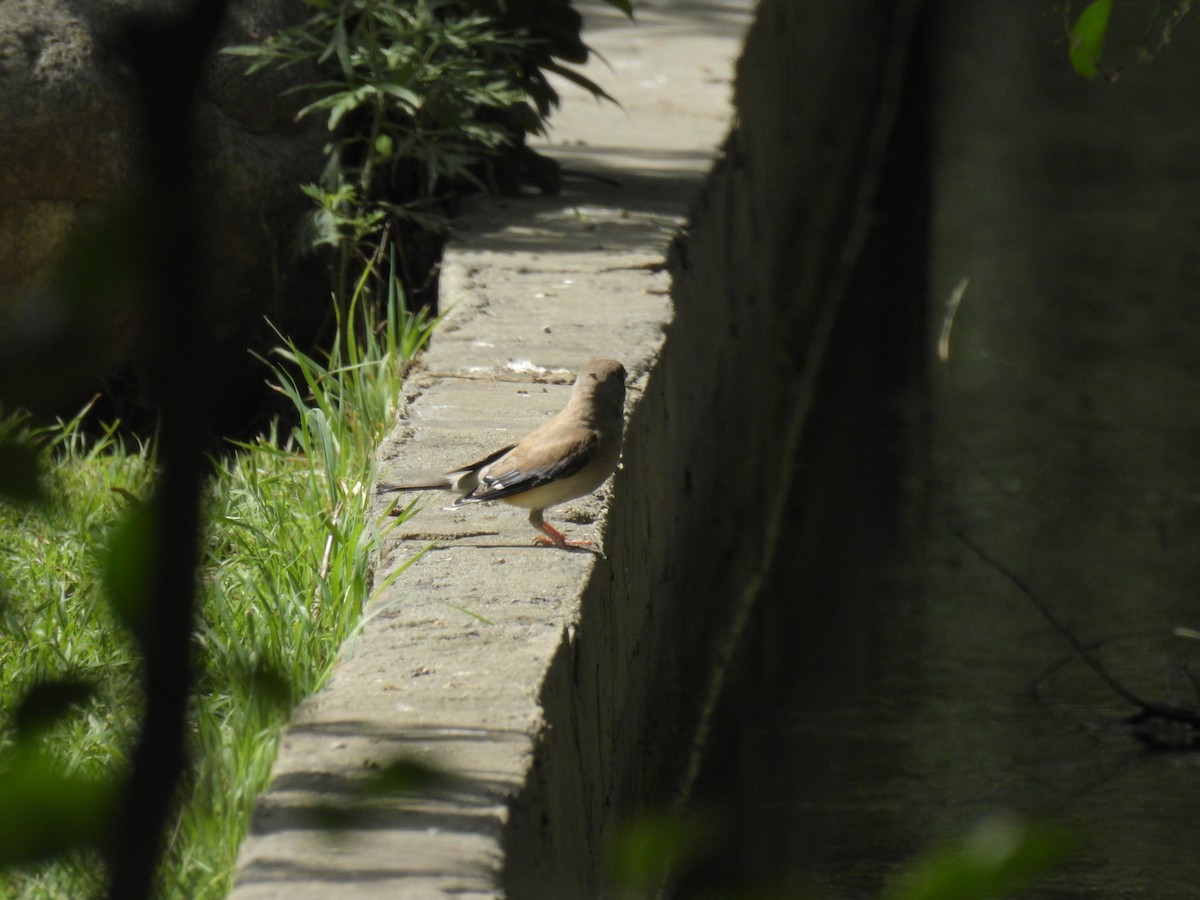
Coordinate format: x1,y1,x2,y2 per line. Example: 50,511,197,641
377,359,627,547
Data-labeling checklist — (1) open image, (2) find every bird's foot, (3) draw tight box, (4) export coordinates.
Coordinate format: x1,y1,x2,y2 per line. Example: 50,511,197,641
533,535,594,548
534,521,592,549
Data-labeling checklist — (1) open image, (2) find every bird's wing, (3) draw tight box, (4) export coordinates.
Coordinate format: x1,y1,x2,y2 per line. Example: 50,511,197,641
457,427,599,504
444,443,518,489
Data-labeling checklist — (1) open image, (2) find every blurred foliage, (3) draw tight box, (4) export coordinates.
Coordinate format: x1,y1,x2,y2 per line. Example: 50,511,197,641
1068,0,1113,77
604,809,1071,900
0,749,117,868
883,815,1073,900
0,205,143,419
1064,0,1194,78
606,810,714,893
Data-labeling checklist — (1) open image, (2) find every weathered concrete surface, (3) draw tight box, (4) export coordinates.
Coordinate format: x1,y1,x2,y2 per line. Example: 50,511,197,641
233,0,920,894
231,3,751,897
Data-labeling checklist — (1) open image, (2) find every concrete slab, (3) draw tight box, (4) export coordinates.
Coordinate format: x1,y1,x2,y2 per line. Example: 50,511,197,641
230,2,754,896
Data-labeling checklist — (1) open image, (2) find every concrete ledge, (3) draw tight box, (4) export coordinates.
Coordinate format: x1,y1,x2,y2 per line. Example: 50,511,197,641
231,3,751,897
232,0,919,895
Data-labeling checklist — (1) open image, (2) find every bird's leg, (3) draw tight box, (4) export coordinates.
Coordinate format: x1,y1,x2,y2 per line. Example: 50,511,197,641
529,509,592,548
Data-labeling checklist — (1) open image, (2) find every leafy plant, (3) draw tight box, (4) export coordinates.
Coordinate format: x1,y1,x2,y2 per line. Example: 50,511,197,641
1064,0,1194,78
225,0,631,302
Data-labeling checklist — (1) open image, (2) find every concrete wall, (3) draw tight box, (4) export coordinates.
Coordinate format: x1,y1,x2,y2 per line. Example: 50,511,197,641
501,1,921,895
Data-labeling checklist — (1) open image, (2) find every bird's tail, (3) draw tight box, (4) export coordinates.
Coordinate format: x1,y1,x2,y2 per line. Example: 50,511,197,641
375,479,453,494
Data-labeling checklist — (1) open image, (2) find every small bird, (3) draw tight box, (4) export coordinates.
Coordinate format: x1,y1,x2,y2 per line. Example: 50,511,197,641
377,359,627,548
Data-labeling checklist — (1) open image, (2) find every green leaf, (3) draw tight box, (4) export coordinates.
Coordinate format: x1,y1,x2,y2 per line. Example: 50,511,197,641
366,758,452,796
101,501,155,638
304,758,454,832
244,659,297,715
1070,0,1114,79
884,814,1073,900
0,750,116,865
12,678,98,741
377,82,422,111
542,60,618,106
607,811,710,890
0,202,141,412
53,203,138,334
326,86,377,130
0,440,42,504
333,11,353,78
219,44,265,57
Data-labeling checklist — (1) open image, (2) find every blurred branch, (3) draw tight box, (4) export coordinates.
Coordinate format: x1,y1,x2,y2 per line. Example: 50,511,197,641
956,529,1200,750
104,1,232,898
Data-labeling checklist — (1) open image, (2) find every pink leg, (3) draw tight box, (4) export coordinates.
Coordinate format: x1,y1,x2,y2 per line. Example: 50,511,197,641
530,511,592,548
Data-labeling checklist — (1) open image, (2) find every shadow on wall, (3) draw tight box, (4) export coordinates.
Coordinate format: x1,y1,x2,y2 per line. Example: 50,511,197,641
499,0,926,896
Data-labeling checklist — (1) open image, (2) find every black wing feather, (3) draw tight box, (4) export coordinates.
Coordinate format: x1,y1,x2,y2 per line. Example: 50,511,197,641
458,432,597,504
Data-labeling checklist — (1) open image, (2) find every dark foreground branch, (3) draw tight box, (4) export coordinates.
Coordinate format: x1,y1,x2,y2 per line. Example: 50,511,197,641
105,2,231,897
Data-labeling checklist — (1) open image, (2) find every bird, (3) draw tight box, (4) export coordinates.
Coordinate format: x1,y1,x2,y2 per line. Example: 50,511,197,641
376,359,627,548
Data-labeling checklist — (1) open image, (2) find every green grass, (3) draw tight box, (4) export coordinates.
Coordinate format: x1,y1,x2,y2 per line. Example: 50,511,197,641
0,276,436,897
